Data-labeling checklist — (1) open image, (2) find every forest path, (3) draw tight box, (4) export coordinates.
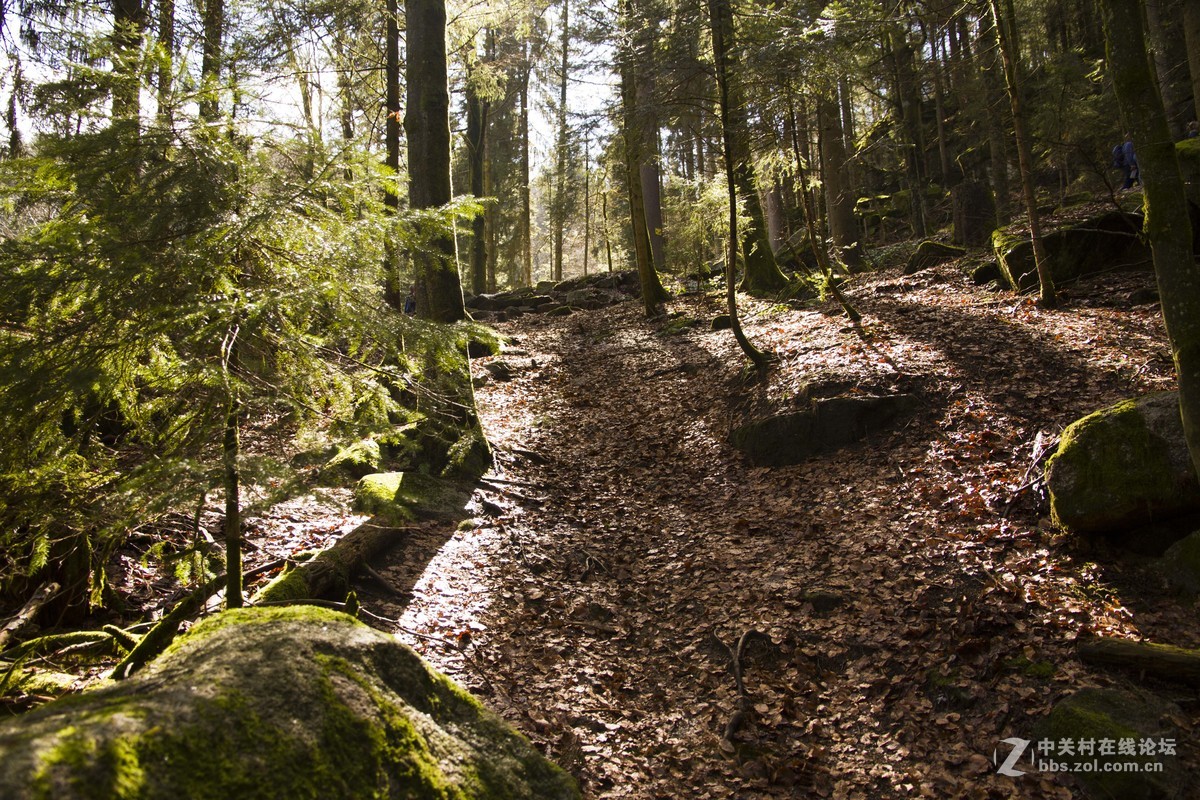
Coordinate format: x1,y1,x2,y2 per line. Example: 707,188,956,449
361,269,1190,799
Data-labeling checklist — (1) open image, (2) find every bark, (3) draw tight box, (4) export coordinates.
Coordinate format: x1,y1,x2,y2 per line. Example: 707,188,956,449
990,0,1057,308
553,0,569,283
980,9,1011,222
1144,0,1185,138
112,0,143,124
155,0,174,125
619,0,670,315
1078,637,1200,684
383,0,403,310
1102,0,1200,477
0,582,59,653
199,0,223,123
222,325,242,609
638,71,667,271
519,45,533,287
466,57,489,297
818,93,863,270
887,29,929,238
405,0,466,323
1184,0,1200,129
707,0,788,294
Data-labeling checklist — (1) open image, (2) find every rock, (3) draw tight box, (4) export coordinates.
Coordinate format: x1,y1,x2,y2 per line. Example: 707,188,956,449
1032,688,1181,799
1128,287,1159,306
546,305,574,317
466,334,502,359
535,280,558,292
992,211,1150,293
1162,530,1200,594
902,240,966,275
969,260,1005,286
1044,392,1200,538
0,607,580,800
730,394,918,466
484,360,514,382
711,314,732,331
353,471,471,523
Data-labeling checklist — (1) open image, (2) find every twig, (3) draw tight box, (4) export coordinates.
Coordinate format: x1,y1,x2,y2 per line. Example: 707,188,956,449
478,478,547,504
0,582,61,653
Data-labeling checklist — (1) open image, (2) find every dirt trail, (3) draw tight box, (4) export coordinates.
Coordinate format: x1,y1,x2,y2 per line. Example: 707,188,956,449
362,268,1196,799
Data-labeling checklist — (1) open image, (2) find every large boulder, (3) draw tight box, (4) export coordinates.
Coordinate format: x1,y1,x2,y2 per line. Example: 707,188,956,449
1032,688,1182,799
1045,392,1200,536
903,240,966,275
353,471,471,524
0,607,580,800
731,394,918,466
992,211,1150,293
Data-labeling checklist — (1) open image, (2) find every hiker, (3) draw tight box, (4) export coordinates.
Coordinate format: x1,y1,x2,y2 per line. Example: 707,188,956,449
1112,135,1139,190
403,285,417,315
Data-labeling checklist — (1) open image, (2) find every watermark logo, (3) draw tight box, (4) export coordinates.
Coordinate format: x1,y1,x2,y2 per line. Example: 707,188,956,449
993,736,1176,777
993,738,1031,777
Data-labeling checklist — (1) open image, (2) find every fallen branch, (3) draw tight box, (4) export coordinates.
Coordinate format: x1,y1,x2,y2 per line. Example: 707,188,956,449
0,630,116,663
719,629,764,753
0,581,60,653
1078,637,1200,685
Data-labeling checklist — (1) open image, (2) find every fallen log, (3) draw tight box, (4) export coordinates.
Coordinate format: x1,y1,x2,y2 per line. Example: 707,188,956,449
1077,637,1200,684
253,472,469,604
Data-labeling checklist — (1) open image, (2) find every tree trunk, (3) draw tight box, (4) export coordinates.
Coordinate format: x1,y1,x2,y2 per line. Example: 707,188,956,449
1144,0,1185,138
222,325,242,609
553,0,570,283
990,0,1057,308
818,93,863,270
405,0,465,323
707,0,787,294
382,0,403,310
619,0,670,315
980,10,1011,222
199,0,223,123
519,45,533,287
155,0,174,126
1102,0,1200,477
1184,0,1200,130
466,56,489,297
112,0,143,125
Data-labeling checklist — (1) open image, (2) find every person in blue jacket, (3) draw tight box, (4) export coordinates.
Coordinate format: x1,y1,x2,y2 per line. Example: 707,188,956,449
1118,134,1139,190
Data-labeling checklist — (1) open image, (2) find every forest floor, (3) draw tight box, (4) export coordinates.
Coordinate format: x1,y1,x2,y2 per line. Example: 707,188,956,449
23,251,1200,798
356,259,1200,799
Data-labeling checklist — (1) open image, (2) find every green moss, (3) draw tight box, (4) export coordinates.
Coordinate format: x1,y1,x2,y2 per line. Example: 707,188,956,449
1045,395,1190,532
1000,656,1056,679
1,607,580,800
353,471,470,522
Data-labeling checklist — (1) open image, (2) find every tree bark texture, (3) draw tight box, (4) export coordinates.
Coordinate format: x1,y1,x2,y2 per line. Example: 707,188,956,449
707,0,787,294
405,0,465,323
990,0,1057,307
1102,0,1200,477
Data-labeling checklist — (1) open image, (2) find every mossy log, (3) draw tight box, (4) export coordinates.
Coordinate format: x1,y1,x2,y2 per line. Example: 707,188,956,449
1078,637,1200,684
0,606,580,800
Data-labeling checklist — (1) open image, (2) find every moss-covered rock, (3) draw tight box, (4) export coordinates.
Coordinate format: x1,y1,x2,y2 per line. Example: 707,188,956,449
902,240,966,275
0,607,580,800
1044,392,1200,537
353,472,470,524
1032,688,1181,799
992,211,1150,293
